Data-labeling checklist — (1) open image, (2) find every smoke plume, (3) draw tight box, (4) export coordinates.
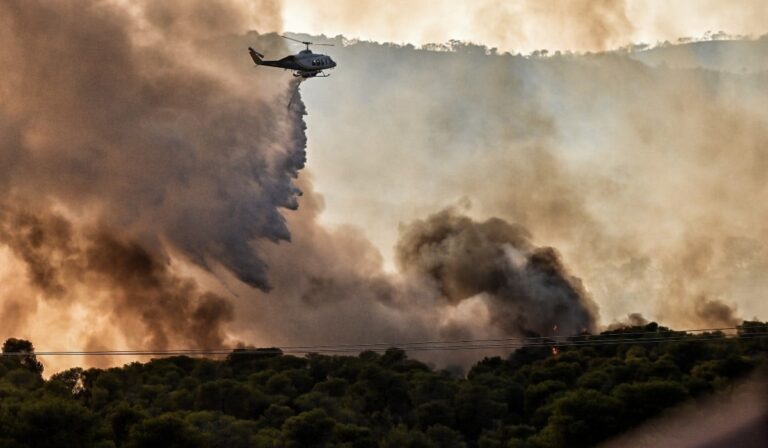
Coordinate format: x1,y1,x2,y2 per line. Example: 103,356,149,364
229,182,595,369
0,0,300,291
396,210,597,336
0,0,303,369
0,207,233,356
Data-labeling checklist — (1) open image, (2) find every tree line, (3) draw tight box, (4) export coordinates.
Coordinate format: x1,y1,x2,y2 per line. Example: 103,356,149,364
0,321,765,447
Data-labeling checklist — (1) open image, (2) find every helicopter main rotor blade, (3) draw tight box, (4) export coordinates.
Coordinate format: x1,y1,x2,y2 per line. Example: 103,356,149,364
281,35,306,44
281,35,334,47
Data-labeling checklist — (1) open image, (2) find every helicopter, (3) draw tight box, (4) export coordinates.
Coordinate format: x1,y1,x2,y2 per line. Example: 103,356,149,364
248,35,337,78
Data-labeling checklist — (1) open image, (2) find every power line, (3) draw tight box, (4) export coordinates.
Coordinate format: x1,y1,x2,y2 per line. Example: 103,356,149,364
1,328,765,357
231,326,744,351
6,325,747,355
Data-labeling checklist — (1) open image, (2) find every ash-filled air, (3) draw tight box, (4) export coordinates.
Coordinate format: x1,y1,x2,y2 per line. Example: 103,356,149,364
1,1,766,373
0,0,305,370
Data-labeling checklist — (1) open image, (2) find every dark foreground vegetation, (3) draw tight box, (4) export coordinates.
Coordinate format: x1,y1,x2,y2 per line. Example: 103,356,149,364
0,322,766,448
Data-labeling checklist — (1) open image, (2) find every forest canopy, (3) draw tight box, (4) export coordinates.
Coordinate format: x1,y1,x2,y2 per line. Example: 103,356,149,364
0,321,765,447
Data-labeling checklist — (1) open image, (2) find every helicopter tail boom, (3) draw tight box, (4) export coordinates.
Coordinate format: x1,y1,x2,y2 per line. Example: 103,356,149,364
248,47,264,65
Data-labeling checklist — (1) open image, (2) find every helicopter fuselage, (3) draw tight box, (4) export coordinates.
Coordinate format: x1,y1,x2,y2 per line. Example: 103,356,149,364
249,48,336,78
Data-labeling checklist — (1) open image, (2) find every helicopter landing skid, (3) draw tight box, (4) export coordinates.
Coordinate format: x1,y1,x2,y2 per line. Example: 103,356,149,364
293,72,330,78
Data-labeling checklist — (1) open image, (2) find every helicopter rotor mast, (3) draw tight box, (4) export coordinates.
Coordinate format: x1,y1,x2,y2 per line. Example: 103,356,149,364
282,35,334,52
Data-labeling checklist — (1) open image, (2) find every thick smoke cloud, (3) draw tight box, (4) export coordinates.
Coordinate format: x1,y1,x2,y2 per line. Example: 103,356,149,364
0,207,233,354
230,182,593,369
232,178,437,348
606,312,650,331
396,210,597,336
0,0,303,370
138,0,282,41
0,0,299,291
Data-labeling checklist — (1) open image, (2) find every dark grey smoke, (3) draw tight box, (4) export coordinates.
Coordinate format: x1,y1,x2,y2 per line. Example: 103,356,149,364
0,207,233,352
396,209,598,336
232,184,597,369
606,312,649,330
693,296,740,327
0,1,308,369
0,209,73,298
0,0,303,291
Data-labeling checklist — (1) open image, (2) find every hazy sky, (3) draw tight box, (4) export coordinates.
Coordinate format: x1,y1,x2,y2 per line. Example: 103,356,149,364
2,0,767,374
282,0,768,53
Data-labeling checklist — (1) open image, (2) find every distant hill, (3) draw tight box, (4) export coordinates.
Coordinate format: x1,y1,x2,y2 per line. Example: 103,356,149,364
630,38,768,73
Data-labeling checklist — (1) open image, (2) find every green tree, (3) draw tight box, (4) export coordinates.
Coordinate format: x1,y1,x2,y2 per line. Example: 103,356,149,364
332,423,377,448
532,389,623,447
106,404,146,445
612,380,688,425
48,367,85,396
381,424,434,448
259,404,294,429
2,338,43,375
415,400,455,429
126,414,205,448
281,409,336,447
524,380,567,415
455,382,507,439
426,424,466,448
15,397,107,448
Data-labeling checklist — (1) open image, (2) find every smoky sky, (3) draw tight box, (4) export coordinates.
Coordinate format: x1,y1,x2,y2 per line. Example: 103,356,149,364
281,0,635,52
299,35,768,329
1,1,765,374
2,0,601,371
284,0,768,54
